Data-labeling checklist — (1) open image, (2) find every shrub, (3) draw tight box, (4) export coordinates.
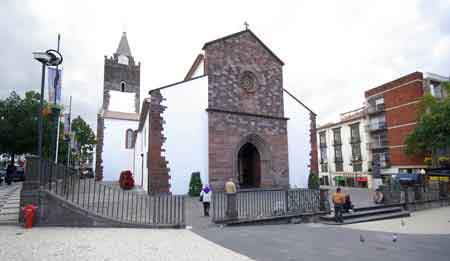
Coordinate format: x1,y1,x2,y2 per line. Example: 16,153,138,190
188,172,202,197
119,170,134,190
308,172,320,190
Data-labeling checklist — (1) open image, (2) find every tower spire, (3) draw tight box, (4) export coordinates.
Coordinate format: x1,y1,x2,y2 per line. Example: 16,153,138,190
116,32,132,57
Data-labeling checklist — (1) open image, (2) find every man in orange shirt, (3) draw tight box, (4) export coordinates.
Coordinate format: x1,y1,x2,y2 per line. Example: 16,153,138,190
332,187,345,223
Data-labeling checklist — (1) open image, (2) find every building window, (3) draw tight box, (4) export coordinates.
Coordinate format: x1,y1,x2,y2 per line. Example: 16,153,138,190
334,146,343,162
240,71,257,93
351,143,362,161
321,164,328,173
319,131,327,147
125,129,133,149
350,123,360,143
320,149,327,163
120,81,126,92
332,128,341,145
353,163,362,172
335,162,343,172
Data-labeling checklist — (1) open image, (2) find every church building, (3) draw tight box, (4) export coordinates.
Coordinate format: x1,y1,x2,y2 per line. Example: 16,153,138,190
95,32,141,182
130,29,318,194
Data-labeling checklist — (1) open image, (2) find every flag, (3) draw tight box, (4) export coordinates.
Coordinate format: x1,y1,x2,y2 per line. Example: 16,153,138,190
63,113,71,140
47,67,63,104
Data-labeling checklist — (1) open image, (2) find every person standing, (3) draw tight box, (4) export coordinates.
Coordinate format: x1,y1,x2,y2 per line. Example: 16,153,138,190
5,163,16,185
200,185,212,216
332,187,345,223
225,178,237,193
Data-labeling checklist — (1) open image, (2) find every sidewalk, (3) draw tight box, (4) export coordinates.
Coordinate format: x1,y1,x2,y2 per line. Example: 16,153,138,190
0,183,21,225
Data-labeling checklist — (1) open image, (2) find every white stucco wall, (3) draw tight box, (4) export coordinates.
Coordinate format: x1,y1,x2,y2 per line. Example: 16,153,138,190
283,92,312,188
108,90,136,113
102,118,138,181
160,76,209,194
133,113,149,191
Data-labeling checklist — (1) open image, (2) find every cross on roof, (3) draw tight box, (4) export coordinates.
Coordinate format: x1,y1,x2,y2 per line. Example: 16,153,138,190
244,21,249,30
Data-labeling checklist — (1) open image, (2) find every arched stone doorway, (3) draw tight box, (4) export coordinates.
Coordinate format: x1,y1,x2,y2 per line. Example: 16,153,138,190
237,143,261,188
233,134,271,189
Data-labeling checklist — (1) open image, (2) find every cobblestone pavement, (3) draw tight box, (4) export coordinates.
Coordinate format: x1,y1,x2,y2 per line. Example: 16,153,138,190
0,226,253,261
0,182,21,225
194,223,450,261
344,206,450,235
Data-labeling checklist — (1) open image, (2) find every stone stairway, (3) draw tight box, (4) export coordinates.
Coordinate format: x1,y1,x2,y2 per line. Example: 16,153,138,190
321,203,410,225
0,183,22,225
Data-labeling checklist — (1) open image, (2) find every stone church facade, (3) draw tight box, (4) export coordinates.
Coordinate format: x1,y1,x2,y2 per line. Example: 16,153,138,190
204,31,290,190
128,29,317,194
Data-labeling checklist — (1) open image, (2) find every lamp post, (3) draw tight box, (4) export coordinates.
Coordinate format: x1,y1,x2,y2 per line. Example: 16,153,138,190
32,50,63,159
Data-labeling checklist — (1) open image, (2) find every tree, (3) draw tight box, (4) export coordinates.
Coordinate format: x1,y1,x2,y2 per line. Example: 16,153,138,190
0,91,94,166
71,116,96,166
308,172,320,189
0,91,41,164
188,172,203,196
405,82,450,167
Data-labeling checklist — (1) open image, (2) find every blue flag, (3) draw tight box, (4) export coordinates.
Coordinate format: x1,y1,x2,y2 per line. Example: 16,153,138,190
47,67,63,104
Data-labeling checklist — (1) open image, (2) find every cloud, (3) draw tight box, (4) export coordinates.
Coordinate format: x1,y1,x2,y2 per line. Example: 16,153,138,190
1,0,449,129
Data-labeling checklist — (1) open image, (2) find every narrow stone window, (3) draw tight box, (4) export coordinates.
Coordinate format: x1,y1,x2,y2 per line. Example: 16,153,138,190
121,81,126,92
125,129,133,149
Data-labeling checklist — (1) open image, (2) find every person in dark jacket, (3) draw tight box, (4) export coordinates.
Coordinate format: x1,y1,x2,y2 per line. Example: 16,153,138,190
343,194,354,213
5,164,16,185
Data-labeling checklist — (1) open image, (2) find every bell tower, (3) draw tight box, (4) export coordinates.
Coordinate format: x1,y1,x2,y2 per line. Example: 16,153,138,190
102,32,140,113
95,32,140,181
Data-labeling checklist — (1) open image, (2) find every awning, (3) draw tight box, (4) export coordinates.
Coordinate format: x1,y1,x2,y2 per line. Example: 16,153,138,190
355,177,368,182
334,176,344,181
394,173,420,182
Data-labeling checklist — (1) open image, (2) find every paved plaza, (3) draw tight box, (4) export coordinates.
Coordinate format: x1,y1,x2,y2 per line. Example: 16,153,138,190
1,185,450,260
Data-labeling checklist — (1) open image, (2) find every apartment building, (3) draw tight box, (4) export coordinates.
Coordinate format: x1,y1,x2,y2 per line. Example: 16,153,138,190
364,72,448,181
317,108,372,188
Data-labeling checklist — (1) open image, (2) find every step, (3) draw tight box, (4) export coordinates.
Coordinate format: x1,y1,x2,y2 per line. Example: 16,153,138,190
322,211,410,225
353,203,405,212
321,207,404,221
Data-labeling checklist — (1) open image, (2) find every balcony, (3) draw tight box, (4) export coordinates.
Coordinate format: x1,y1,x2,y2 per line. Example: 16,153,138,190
367,103,385,115
350,136,361,144
320,158,328,164
368,140,389,150
366,121,387,132
351,155,362,162
319,142,327,148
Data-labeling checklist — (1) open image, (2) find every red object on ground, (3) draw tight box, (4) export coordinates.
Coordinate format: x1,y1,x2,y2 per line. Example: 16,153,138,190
119,170,135,190
22,204,37,229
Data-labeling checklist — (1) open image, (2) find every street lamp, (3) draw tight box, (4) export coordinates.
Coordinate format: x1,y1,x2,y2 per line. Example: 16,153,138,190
33,49,63,159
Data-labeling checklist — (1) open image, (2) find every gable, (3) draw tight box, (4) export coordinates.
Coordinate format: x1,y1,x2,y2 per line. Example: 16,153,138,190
202,29,284,66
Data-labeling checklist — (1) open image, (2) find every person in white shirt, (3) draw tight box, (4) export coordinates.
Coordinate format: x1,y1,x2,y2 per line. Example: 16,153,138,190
200,184,212,216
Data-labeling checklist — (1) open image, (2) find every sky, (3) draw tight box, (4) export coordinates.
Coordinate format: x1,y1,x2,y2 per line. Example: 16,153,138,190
1,0,449,128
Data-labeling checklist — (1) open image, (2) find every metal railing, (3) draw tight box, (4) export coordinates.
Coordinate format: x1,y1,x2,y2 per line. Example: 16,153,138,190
211,188,323,222
368,140,389,149
33,157,185,227
366,121,387,132
367,103,385,114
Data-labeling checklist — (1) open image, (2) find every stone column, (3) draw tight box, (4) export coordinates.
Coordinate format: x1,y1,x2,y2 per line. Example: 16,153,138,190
225,193,238,220
19,156,41,224
319,188,330,212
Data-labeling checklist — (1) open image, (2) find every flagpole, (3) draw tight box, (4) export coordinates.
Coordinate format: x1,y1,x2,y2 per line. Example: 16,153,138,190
67,96,72,167
55,113,61,163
